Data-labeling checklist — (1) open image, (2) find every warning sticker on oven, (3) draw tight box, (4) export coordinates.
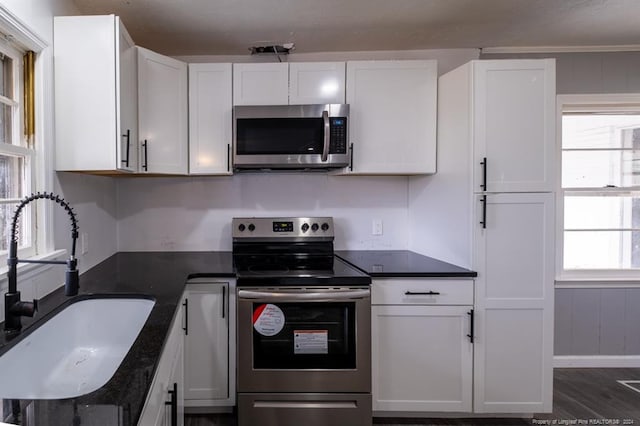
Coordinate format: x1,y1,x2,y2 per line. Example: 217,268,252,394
294,330,328,354
253,304,285,336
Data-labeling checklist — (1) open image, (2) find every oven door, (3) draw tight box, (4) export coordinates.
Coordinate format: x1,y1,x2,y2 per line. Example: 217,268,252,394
237,286,371,393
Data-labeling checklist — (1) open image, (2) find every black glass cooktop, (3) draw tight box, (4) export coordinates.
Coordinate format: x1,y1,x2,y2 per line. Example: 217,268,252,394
233,254,370,286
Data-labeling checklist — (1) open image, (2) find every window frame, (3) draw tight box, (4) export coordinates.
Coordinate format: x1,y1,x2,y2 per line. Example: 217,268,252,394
0,39,36,259
557,93,640,282
0,5,50,273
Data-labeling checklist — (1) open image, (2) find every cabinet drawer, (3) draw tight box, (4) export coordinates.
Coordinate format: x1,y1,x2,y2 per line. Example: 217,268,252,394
372,279,473,305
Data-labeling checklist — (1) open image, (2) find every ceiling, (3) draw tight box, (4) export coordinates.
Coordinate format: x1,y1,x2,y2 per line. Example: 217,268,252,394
72,0,640,56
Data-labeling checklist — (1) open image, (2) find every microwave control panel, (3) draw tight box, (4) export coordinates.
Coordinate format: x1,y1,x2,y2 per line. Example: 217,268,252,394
329,117,348,154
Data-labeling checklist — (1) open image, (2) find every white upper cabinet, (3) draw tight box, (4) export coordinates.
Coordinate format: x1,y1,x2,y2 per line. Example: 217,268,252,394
472,60,555,193
233,62,346,106
138,47,189,174
54,15,138,172
189,63,233,175
289,62,346,104
233,63,289,105
341,60,438,175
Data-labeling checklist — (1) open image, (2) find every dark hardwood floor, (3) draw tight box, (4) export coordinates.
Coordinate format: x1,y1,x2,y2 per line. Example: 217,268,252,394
185,368,640,426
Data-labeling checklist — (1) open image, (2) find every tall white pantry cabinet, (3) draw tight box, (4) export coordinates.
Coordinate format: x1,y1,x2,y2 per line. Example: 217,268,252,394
425,59,556,414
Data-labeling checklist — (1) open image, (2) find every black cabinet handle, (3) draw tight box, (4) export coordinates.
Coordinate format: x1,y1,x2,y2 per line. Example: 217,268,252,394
467,309,474,343
121,129,130,167
222,286,226,319
164,382,177,426
404,291,440,296
349,143,354,172
480,157,487,191
182,299,188,335
226,143,231,172
142,139,148,171
480,195,487,229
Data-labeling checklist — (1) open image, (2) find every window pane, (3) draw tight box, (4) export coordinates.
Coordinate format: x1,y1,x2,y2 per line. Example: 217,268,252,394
0,154,23,198
0,203,31,252
0,103,12,145
564,230,640,269
563,114,640,149
0,54,13,99
562,149,640,188
565,195,640,229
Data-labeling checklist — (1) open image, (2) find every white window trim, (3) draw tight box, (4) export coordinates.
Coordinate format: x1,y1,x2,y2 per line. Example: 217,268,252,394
556,93,640,283
0,5,61,272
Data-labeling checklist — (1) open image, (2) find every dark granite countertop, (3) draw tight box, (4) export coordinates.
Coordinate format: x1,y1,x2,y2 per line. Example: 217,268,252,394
335,250,477,278
0,251,234,426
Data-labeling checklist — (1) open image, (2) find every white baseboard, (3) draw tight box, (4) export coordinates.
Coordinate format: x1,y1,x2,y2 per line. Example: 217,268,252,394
554,355,640,368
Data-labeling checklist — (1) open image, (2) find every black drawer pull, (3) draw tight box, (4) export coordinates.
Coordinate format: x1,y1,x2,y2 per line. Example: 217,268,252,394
182,299,188,335
404,291,440,296
467,309,474,343
480,157,487,191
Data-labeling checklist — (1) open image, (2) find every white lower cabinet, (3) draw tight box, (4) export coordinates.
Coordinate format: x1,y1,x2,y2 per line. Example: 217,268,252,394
183,280,236,408
139,296,185,426
372,279,473,413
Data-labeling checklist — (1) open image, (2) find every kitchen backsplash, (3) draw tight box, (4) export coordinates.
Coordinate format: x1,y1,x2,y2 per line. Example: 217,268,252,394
116,174,410,251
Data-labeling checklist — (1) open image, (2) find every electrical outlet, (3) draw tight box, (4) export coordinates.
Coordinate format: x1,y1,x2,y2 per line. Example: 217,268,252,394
81,233,88,255
372,219,383,236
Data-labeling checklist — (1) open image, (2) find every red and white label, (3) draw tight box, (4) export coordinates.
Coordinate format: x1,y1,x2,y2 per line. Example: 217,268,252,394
252,304,285,336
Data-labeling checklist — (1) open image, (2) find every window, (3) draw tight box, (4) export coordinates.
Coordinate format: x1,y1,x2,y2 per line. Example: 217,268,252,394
560,95,640,278
0,41,35,258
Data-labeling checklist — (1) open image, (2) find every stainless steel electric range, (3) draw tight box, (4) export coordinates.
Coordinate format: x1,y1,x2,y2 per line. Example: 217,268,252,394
232,217,372,426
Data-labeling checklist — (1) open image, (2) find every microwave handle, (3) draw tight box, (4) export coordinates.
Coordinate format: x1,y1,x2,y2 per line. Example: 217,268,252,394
322,110,330,162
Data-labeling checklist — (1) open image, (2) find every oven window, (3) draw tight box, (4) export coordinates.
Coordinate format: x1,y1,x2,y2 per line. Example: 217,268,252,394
252,302,356,369
236,118,324,155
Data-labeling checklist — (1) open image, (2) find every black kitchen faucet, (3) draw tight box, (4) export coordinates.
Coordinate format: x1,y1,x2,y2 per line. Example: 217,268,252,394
4,192,79,334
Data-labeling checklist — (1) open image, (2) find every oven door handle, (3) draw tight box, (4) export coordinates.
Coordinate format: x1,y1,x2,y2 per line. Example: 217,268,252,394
238,289,370,301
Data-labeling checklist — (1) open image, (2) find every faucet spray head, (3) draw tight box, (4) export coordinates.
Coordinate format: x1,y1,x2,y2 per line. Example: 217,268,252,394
65,257,79,296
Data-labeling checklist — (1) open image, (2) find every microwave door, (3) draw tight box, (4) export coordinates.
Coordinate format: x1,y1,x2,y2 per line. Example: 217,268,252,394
235,117,325,167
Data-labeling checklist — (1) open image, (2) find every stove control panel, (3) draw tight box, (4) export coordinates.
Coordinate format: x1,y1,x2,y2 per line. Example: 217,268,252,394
232,217,334,239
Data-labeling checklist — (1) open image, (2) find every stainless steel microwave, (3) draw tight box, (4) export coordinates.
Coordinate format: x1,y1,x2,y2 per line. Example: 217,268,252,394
233,104,349,170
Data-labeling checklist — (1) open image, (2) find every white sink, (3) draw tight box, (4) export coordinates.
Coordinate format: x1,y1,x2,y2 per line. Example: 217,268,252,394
0,296,155,399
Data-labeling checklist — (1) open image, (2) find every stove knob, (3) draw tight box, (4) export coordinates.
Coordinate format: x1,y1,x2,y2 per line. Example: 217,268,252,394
238,224,246,232
321,222,330,231
311,223,319,232
301,223,309,233
248,223,255,232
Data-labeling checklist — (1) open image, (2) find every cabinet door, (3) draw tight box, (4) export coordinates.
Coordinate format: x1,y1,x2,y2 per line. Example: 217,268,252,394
233,63,289,105
289,62,345,104
472,60,555,193
138,47,188,174
188,63,233,175
184,283,229,401
372,305,473,412
117,18,138,172
139,297,185,426
54,15,120,171
473,192,554,413
344,60,437,174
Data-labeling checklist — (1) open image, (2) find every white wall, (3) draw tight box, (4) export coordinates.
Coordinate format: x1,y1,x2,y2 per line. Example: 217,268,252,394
117,174,409,251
